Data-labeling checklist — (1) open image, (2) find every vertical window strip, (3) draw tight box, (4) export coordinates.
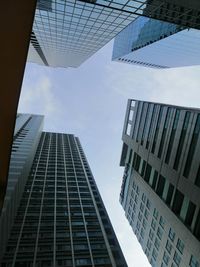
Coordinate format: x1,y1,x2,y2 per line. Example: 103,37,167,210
132,101,140,140
146,105,157,149
136,103,148,143
141,103,150,146
165,109,180,164
158,108,171,158
183,114,200,178
173,112,191,170
151,106,164,154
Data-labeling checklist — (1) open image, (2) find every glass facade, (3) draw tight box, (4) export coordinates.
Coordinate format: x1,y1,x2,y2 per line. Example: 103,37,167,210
112,15,200,68
27,0,136,67
28,0,200,68
1,131,127,266
120,99,200,267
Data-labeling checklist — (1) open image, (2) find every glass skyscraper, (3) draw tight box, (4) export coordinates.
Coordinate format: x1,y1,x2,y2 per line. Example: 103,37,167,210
28,0,136,67
28,0,200,68
0,114,127,267
112,16,200,68
120,99,200,266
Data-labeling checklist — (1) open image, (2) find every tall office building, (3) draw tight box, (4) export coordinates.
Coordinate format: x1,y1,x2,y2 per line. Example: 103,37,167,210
120,99,200,267
28,0,136,67
0,114,127,267
28,0,200,68
112,16,200,68
0,114,44,260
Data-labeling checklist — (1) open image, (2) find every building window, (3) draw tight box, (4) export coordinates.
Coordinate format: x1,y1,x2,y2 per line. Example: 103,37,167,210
165,183,174,206
173,111,190,170
144,209,149,220
146,105,157,149
143,218,147,229
163,251,169,265
139,159,146,177
144,163,152,183
140,227,144,239
158,108,171,158
146,199,151,210
147,240,152,250
166,240,172,254
154,237,160,250
156,175,166,197
189,255,200,267
151,170,158,190
152,248,158,261
152,106,164,154
195,165,200,188
183,114,200,178
165,109,180,164
176,238,184,254
76,258,91,265
157,227,163,240
142,193,146,203
151,219,156,231
153,208,159,220
138,212,142,222
172,189,184,216
149,229,154,241
140,202,144,212
168,228,175,242
159,216,165,229
173,251,181,266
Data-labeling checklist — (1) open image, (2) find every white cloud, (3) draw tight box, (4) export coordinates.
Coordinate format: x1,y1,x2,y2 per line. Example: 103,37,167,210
18,74,57,116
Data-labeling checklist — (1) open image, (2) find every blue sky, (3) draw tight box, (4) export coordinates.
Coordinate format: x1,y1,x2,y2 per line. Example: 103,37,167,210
18,40,200,267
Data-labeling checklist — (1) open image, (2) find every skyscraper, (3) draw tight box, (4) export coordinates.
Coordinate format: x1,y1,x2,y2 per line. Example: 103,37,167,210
29,0,200,68
112,16,200,68
0,114,44,261
120,99,200,266
0,114,127,267
28,0,136,67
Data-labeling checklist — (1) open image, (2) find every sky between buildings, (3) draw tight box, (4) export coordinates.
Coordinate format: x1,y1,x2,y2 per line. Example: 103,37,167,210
18,40,200,267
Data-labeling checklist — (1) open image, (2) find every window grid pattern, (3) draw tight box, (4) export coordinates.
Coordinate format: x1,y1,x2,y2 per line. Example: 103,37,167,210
29,0,136,67
2,132,127,267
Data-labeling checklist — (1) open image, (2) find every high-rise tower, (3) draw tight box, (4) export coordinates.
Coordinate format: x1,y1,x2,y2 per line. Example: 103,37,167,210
120,100,200,266
112,17,200,69
0,115,127,267
0,114,44,260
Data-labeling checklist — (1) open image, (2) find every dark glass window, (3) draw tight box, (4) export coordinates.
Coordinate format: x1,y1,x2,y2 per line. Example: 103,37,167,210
146,105,157,149
194,210,200,241
169,228,175,242
151,170,158,190
189,255,200,267
185,201,196,228
158,108,171,158
136,102,146,142
195,164,200,188
132,102,141,140
173,112,190,170
156,175,166,197
141,103,150,146
172,189,184,216
165,183,174,206
144,164,152,183
140,160,146,177
183,115,200,178
152,107,163,154
166,240,172,254
176,238,184,254
135,154,141,172
165,110,180,164
173,251,181,266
